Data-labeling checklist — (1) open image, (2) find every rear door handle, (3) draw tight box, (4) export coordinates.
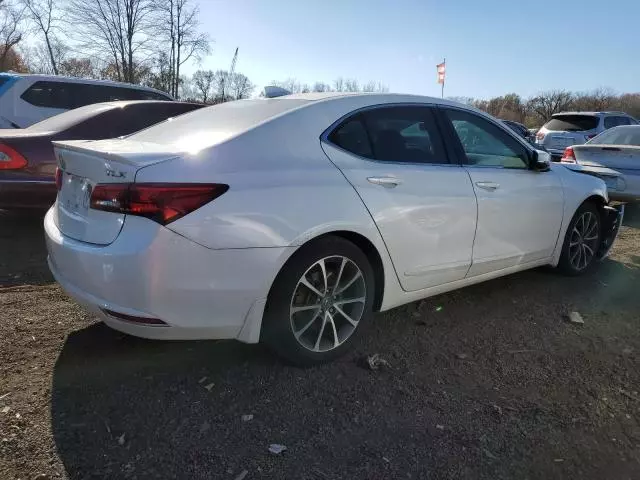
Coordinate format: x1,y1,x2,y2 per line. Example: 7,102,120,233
367,176,402,188
475,181,500,191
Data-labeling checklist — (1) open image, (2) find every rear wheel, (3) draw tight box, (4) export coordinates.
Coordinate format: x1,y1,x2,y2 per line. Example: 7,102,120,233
262,236,375,366
558,202,601,275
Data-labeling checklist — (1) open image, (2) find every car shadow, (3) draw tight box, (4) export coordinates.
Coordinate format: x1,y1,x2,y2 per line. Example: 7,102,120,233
50,323,286,478
0,208,53,286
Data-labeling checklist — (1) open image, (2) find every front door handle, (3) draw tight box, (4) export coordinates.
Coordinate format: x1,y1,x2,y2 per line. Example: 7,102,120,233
475,181,500,191
367,176,402,188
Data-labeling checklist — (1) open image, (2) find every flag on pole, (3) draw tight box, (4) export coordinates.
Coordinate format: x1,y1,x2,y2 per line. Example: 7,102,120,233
436,61,446,84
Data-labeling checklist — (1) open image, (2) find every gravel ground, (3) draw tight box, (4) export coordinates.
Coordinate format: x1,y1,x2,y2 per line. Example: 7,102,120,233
1,208,639,480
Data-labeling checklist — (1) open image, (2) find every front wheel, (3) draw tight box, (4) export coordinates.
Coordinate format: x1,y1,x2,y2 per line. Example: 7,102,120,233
261,236,375,366
558,202,601,275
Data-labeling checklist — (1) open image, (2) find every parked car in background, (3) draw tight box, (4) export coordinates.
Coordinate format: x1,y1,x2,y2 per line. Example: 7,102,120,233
502,120,532,141
45,92,623,366
536,111,638,159
0,100,203,209
0,73,173,128
561,125,640,202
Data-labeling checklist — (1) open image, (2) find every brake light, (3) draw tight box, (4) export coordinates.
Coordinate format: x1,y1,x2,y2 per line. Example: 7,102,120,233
0,144,27,170
90,183,228,225
561,147,576,163
586,134,597,141
55,167,63,191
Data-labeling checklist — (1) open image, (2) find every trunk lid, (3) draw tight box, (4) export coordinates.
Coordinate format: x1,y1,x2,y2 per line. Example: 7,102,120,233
53,139,183,245
573,144,640,170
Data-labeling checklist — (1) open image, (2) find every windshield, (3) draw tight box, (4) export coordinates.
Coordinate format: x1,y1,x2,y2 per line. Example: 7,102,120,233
26,103,115,133
588,125,640,146
544,114,599,132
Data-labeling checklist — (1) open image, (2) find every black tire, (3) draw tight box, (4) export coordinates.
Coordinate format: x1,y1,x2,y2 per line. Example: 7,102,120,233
557,201,601,276
261,236,375,366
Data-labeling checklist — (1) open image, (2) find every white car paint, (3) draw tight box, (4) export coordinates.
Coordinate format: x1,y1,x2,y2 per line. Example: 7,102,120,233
0,73,171,128
45,93,610,345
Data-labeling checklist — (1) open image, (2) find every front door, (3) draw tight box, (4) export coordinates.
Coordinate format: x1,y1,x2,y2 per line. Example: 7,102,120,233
440,107,564,277
321,105,477,292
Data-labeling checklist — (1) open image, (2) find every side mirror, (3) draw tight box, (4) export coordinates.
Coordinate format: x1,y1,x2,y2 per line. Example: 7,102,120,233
530,149,551,172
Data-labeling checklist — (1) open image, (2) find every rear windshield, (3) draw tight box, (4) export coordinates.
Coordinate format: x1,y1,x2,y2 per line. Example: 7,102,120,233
544,115,599,132
26,103,115,133
129,98,311,151
589,126,640,146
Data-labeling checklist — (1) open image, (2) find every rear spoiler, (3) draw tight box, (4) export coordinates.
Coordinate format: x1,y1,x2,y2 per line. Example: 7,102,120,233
53,139,184,168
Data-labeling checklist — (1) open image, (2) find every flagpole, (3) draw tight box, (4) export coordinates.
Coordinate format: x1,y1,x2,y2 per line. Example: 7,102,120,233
441,57,445,98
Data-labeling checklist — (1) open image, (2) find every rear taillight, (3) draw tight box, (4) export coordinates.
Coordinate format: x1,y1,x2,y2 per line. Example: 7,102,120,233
0,144,27,170
55,167,63,191
586,134,597,141
561,147,576,163
90,183,228,225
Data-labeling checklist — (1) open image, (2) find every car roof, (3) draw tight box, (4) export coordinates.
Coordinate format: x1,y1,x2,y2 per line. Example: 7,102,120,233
553,111,630,117
0,72,171,96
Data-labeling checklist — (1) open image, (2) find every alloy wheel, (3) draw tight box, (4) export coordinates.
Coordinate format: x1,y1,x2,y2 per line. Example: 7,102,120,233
568,211,599,271
289,255,366,353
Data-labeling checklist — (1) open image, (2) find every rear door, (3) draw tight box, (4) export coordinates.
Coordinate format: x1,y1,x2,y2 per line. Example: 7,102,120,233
321,104,477,292
440,107,564,276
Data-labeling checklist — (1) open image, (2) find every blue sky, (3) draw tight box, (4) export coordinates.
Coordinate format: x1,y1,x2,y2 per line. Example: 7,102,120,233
192,0,640,99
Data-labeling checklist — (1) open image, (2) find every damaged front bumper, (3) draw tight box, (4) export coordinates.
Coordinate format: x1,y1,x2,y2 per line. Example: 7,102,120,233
596,204,625,260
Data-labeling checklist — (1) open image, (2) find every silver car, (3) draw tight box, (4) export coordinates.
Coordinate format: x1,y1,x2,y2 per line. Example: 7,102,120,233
561,125,640,202
536,111,637,159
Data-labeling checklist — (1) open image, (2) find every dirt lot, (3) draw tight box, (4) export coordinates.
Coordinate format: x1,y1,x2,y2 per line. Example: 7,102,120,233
1,209,639,480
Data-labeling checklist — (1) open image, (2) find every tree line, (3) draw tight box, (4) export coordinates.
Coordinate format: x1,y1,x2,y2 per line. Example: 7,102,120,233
0,0,388,103
449,88,640,128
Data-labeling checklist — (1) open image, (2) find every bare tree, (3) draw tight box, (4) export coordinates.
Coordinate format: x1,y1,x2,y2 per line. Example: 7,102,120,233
59,57,98,78
526,90,574,122
67,0,155,83
229,72,254,100
20,0,61,74
361,80,388,93
333,77,345,92
192,69,215,103
154,0,209,98
312,81,331,92
0,0,25,71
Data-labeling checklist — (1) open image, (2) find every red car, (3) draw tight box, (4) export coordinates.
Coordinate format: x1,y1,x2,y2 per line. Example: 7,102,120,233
0,100,203,209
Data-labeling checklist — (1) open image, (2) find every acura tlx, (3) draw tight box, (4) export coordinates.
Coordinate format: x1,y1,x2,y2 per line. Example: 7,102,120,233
45,91,624,365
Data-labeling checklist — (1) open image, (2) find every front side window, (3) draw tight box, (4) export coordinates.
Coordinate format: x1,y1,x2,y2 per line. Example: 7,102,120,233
604,116,619,129
444,109,529,169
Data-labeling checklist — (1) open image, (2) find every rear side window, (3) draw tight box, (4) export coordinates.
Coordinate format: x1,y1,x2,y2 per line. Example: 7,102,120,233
604,116,631,129
20,81,74,109
544,115,599,132
328,116,373,158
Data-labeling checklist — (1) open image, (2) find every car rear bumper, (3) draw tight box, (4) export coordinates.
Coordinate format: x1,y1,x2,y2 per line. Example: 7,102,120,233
44,208,295,342
0,179,56,209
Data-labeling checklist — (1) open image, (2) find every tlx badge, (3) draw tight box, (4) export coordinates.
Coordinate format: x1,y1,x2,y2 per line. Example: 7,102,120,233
105,163,126,179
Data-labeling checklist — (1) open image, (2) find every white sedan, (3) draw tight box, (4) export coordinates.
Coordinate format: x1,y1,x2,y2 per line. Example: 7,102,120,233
45,92,624,365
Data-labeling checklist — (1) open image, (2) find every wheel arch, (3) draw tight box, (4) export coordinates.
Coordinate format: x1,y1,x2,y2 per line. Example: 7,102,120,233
551,192,608,267
270,230,386,313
